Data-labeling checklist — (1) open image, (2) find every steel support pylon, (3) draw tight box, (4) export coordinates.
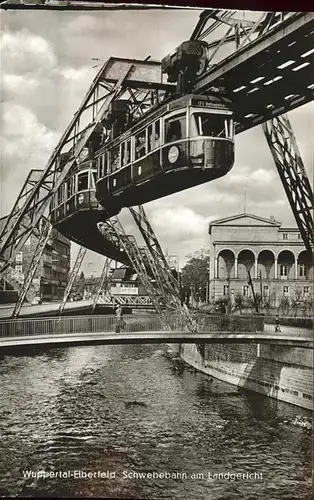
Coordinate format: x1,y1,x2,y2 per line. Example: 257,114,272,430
0,63,135,275
59,246,87,314
263,115,314,253
11,218,53,319
91,258,112,313
98,219,172,330
129,206,195,330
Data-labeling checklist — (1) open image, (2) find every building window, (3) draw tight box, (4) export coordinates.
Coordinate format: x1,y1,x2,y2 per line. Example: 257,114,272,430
299,264,307,277
280,265,288,277
303,286,310,295
15,265,23,273
243,285,249,296
223,285,229,296
297,233,301,239
283,286,289,295
282,233,289,240
263,285,269,296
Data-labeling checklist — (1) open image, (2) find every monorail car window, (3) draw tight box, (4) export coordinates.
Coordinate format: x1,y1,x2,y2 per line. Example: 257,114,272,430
155,120,160,147
148,120,161,151
77,171,89,191
101,155,105,177
165,114,186,143
66,178,72,198
121,140,131,166
111,145,120,172
135,130,146,160
70,176,75,196
193,113,232,138
99,152,109,177
57,186,63,205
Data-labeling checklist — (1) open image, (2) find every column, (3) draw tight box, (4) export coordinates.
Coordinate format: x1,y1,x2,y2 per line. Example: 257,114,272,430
294,256,298,279
234,257,238,278
254,257,258,279
274,257,278,279
214,257,218,279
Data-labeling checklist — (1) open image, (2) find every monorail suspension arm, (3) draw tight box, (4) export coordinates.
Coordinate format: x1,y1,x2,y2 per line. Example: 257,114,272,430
11,218,53,319
59,246,87,314
91,258,113,313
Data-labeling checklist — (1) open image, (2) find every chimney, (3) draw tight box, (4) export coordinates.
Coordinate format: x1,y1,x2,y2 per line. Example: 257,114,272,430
270,215,275,222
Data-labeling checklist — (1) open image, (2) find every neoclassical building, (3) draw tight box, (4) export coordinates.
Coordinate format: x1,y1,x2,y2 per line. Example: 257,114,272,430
208,213,313,305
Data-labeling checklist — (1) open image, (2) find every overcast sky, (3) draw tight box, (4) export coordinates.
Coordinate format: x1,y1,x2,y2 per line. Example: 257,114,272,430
1,7,313,272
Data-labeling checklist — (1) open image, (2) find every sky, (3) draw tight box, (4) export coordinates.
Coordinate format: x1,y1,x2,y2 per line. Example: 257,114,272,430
1,7,313,273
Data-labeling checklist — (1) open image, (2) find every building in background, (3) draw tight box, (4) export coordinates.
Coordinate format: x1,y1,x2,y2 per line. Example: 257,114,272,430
0,216,71,302
109,266,142,298
165,253,179,273
208,213,312,308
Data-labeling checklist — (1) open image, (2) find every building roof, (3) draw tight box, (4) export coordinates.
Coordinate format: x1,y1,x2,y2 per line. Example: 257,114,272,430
208,213,282,234
111,266,137,282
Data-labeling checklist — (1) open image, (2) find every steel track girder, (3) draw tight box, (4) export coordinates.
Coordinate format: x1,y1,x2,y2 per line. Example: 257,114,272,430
91,258,112,313
263,115,314,252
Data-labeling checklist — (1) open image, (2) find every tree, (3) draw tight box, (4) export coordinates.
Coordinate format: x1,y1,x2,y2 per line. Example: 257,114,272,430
181,248,210,303
235,293,244,314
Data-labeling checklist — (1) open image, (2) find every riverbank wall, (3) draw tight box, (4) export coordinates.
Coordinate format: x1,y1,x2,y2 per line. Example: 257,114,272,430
179,342,313,410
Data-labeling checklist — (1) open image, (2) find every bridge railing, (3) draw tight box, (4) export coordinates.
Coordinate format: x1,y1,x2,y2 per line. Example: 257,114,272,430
0,313,312,339
0,314,167,338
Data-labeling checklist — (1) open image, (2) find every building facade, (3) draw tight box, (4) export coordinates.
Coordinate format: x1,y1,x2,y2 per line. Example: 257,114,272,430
0,216,71,302
208,213,313,307
109,266,145,297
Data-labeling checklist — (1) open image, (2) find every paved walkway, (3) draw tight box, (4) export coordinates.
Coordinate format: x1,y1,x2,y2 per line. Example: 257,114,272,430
0,299,93,318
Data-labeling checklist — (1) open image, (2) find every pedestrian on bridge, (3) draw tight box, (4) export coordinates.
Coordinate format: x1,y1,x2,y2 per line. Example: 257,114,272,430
115,305,124,333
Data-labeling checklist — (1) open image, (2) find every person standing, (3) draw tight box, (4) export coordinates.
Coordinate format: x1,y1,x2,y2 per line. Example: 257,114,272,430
275,315,281,332
115,305,123,333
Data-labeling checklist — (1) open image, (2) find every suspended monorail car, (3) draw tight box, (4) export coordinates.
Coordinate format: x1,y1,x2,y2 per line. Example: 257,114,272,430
49,158,132,265
95,93,234,215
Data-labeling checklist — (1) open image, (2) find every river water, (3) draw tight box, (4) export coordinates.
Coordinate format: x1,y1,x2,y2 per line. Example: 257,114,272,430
0,344,312,499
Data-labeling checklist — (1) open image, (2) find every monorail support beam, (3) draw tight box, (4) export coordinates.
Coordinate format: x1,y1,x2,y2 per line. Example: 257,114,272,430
98,219,171,330
0,61,134,276
91,258,112,313
263,115,314,253
11,218,52,319
59,246,87,314
0,169,46,274
129,206,196,331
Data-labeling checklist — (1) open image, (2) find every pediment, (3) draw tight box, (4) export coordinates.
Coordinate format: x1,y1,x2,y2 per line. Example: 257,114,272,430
209,213,281,233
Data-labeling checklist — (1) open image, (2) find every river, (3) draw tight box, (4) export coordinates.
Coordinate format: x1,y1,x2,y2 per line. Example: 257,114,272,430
0,344,312,499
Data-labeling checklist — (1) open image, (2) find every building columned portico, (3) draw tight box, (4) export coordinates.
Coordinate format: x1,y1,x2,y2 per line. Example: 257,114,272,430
209,213,313,305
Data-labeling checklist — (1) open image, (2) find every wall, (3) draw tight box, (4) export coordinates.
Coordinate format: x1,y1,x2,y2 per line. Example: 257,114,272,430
180,342,313,411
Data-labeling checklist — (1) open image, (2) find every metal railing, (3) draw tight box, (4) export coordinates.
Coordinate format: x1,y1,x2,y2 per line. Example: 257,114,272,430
0,313,312,340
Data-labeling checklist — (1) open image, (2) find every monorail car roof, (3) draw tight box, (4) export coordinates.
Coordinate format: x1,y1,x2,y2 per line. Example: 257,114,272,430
95,92,232,156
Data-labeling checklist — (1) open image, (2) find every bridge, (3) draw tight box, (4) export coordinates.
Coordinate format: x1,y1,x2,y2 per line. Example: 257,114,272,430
0,314,312,351
0,295,155,319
